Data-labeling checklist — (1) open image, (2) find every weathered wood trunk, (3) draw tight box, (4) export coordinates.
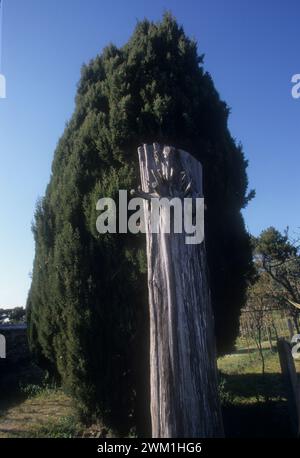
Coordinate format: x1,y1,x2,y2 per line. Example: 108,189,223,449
137,143,224,438
0,334,5,359
277,338,300,437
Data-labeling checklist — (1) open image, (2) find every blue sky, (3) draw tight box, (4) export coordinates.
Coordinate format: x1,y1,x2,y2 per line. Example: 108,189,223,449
0,0,299,308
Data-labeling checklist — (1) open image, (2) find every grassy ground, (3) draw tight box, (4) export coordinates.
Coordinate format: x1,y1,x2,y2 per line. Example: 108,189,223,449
0,385,116,438
0,340,299,437
0,362,116,438
0,388,75,438
218,339,300,437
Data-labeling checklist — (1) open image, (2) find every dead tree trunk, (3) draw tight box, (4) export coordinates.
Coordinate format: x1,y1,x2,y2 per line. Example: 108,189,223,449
137,143,224,438
278,338,300,437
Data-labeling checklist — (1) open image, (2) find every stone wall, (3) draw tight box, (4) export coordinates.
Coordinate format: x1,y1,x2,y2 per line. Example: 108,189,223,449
0,325,34,395
0,325,29,366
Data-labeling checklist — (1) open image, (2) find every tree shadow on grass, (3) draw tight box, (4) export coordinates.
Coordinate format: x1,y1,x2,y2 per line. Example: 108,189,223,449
222,372,285,399
223,401,291,437
0,359,44,418
220,372,293,437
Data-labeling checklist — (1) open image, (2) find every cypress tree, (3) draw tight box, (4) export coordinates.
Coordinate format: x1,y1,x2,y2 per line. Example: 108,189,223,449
27,13,253,432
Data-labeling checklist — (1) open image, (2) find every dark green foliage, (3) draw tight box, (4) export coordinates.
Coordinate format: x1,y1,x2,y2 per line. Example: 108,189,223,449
254,227,300,331
255,227,297,262
0,307,26,324
27,13,253,431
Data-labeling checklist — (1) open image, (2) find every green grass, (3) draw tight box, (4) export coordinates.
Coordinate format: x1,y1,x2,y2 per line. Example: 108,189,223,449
0,338,299,438
0,383,117,438
217,340,300,437
0,386,77,438
28,415,79,438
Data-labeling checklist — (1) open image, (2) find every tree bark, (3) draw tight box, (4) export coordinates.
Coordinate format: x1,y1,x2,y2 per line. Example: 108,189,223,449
278,338,300,437
137,143,224,438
